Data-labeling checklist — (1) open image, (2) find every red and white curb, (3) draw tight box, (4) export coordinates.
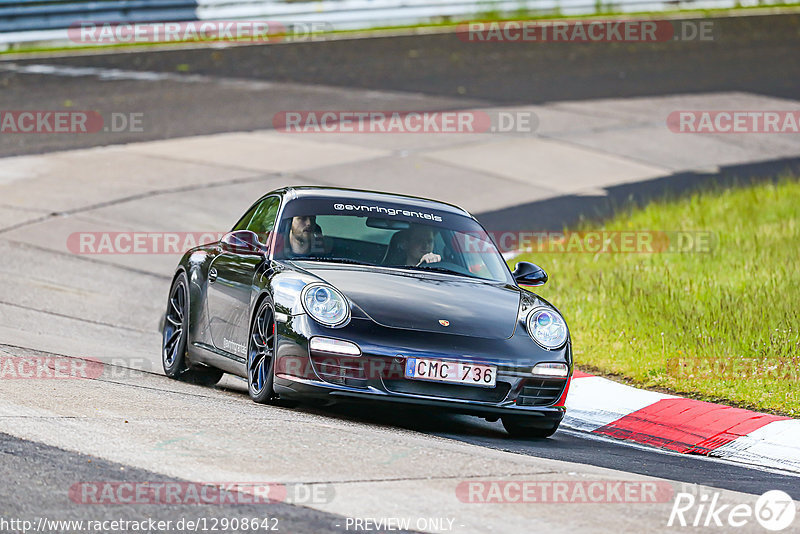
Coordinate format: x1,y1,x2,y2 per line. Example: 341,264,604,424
564,371,800,474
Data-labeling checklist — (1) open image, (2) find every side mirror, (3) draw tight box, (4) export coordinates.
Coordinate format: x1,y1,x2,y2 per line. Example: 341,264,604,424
220,230,266,256
512,261,548,287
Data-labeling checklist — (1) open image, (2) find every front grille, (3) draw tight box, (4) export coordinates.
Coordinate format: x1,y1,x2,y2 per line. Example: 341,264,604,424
383,379,511,403
310,354,368,388
516,378,567,406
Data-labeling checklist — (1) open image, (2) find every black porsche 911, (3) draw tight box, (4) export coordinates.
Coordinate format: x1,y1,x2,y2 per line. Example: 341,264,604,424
162,187,572,437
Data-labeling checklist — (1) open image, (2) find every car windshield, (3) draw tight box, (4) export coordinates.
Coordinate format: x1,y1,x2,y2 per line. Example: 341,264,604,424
274,197,513,283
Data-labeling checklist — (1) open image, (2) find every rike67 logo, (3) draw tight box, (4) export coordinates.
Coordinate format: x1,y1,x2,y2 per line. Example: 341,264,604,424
668,490,796,531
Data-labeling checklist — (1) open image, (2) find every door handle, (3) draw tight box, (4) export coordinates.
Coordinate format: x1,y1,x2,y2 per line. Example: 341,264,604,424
209,267,218,283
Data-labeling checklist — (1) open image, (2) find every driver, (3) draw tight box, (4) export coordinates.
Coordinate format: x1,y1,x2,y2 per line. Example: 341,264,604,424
288,216,325,257
405,225,441,266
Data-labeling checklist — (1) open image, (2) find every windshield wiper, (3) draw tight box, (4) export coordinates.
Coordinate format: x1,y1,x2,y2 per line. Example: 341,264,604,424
292,256,372,266
390,264,477,279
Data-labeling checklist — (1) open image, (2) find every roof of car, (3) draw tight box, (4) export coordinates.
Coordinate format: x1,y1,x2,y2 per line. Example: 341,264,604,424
274,186,473,217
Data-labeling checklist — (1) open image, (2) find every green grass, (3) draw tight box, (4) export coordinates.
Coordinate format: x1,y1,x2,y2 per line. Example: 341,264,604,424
513,178,800,416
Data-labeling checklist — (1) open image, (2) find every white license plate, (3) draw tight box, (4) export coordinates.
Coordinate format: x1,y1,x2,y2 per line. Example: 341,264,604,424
404,358,497,387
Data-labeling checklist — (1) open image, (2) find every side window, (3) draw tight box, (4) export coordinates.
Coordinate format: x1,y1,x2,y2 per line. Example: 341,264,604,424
246,196,281,235
232,203,260,232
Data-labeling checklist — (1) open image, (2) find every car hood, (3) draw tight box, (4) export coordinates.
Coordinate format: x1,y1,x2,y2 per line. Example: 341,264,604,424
293,262,521,339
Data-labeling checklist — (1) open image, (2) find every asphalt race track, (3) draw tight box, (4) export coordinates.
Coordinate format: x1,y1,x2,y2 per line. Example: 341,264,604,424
0,432,353,533
318,405,800,497
1,11,799,533
2,13,800,157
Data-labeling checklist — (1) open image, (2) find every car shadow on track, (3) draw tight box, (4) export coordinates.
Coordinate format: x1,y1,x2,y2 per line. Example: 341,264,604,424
215,375,522,440
303,402,512,438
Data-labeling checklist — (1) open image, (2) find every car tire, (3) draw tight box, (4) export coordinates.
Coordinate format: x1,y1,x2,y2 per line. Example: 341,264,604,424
247,298,276,404
162,272,224,386
501,416,560,439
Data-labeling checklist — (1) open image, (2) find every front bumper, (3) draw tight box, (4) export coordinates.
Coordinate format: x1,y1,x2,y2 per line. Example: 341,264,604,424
272,314,571,421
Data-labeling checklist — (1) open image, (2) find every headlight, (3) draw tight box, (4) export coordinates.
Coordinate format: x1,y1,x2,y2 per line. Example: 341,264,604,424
301,283,350,328
526,307,568,349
